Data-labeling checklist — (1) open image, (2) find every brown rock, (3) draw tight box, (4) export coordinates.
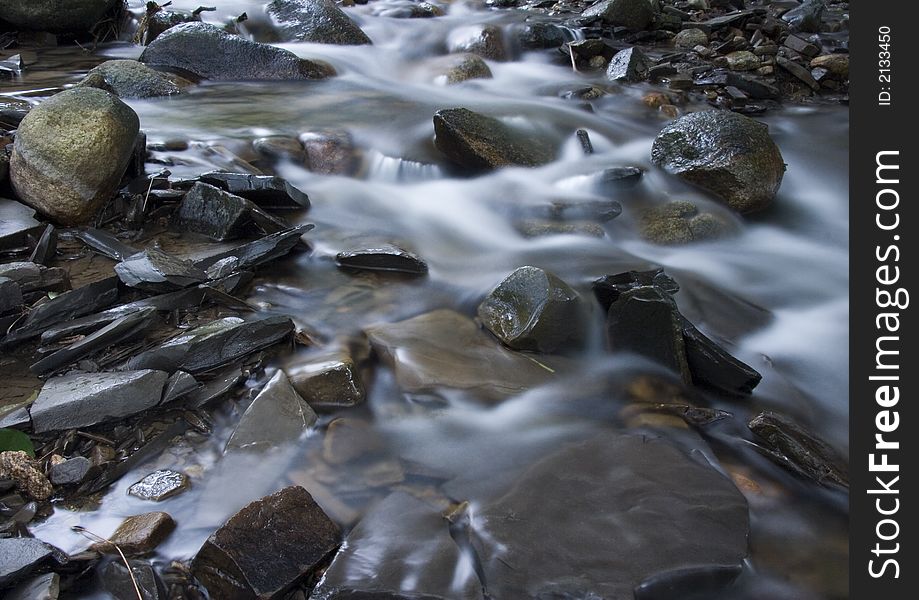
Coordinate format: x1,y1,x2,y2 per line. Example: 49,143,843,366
93,512,176,556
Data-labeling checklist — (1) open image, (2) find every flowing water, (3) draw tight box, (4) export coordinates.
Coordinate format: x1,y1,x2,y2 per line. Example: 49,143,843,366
3,1,848,598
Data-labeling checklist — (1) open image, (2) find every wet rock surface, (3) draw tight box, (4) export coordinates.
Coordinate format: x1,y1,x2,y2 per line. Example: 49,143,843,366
10,88,140,225
583,0,655,31
651,110,785,213
749,411,848,487
640,200,734,244
268,0,372,45
225,370,317,452
115,248,207,291
448,24,508,61
288,351,365,410
128,470,190,501
607,47,651,82
0,537,61,587
434,108,556,171
430,53,493,85
192,486,340,599
0,0,121,34
4,572,60,600
81,60,182,99
92,511,176,556
335,242,428,274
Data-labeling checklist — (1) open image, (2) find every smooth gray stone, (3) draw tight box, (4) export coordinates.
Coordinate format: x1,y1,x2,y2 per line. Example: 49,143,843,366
225,370,317,452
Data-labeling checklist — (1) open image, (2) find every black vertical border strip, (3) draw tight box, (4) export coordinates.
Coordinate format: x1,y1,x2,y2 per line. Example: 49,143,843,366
850,1,913,597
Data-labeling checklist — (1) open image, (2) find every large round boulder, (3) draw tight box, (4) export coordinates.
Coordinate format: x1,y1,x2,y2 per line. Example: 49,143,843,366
0,0,120,34
651,110,786,213
10,88,139,225
267,0,372,45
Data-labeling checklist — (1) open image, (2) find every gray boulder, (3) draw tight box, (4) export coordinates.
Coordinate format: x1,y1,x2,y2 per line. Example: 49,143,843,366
433,108,555,171
81,60,182,99
0,0,120,34
267,0,372,45
651,110,785,213
582,0,655,31
139,22,335,81
10,88,139,225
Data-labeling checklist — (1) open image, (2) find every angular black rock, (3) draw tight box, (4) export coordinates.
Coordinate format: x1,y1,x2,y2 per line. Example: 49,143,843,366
0,199,41,252
595,166,644,193
194,225,312,271
122,315,294,374
335,242,428,274
28,224,57,265
101,559,167,600
184,367,244,409
198,172,310,210
161,371,199,404
634,564,743,600
0,537,63,588
30,369,170,433
607,47,651,82
176,182,258,241
782,0,824,33
30,308,159,376
0,276,22,314
49,456,93,486
192,486,341,599
288,351,365,411
4,573,60,600
681,317,761,395
748,411,849,487
694,70,779,100
115,248,207,291
607,286,692,383
0,262,68,294
267,0,372,45
312,492,484,600
225,370,317,452
593,268,680,312
73,228,140,261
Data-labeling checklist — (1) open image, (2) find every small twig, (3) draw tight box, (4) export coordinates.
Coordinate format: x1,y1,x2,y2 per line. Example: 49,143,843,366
568,44,579,73
71,525,143,600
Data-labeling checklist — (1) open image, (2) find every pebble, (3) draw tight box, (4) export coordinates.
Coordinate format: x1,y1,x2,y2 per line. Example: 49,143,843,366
128,469,190,501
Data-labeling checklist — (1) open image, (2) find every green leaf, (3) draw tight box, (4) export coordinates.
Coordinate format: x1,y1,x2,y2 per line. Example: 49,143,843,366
0,428,35,457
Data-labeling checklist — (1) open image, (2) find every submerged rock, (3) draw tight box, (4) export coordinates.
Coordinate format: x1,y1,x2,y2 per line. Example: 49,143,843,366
592,269,679,313
448,24,508,61
640,200,734,244
140,22,336,81
128,470,190,501
471,434,749,599
651,110,785,213
312,492,484,600
4,573,60,600
0,0,121,34
433,108,556,171
81,60,182,99
365,309,556,400
10,87,140,225
606,47,651,82
299,130,360,175
682,317,761,395
430,53,493,85
226,370,317,452
101,559,166,600
582,0,655,30
478,266,585,353
749,411,848,487
92,512,176,556
192,486,340,599
335,242,428,274
267,0,372,45
195,225,312,271
30,370,169,433
516,21,570,50
288,351,365,410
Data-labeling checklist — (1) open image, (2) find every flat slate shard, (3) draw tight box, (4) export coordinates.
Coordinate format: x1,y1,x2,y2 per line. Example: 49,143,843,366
192,486,341,600
73,228,140,261
4,573,60,600
0,276,22,314
199,172,310,210
225,370,317,452
0,537,62,588
0,262,68,294
123,315,295,374
176,182,257,241
592,269,680,312
335,243,428,274
28,224,57,265
101,559,167,600
681,317,761,395
748,411,848,487
115,248,207,291
30,370,169,433
195,225,313,271
470,434,749,600
606,47,651,82
312,492,484,600
5,277,119,345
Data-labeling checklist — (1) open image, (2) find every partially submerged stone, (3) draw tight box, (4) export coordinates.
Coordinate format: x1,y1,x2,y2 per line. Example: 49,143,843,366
0,451,52,500
431,53,493,85
225,370,317,452
198,172,310,210
335,242,428,274
448,24,508,61
478,266,585,353
81,60,182,99
101,559,166,600
92,512,176,556
433,108,556,171
128,470,190,501
4,573,60,600
192,486,340,599
651,110,785,213
593,269,679,313
10,88,139,225
749,411,848,487
267,0,372,45
640,200,734,244
312,492,484,600
288,351,365,410
123,315,294,374
298,130,360,175
322,418,384,465
140,22,336,81
30,370,169,433
682,317,761,395
195,225,312,271
607,47,651,82
115,248,207,292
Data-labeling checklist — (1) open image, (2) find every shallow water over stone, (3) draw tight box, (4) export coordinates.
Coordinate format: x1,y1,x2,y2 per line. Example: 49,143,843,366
4,1,848,598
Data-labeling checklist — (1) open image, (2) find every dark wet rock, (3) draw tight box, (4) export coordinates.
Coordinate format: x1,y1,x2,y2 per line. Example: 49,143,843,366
471,434,749,599
176,182,264,241
634,564,743,600
161,371,199,404
651,110,785,213
92,512,176,556
783,34,820,59
592,268,680,313
0,200,41,251
430,53,493,85
192,486,341,599
199,171,310,210
81,60,182,99
365,309,556,400
185,367,244,409
322,418,385,465
782,0,825,33
607,286,692,383
674,28,708,48
30,370,169,433
298,130,360,175
267,0,372,45
370,1,444,18
516,220,605,238
810,54,848,78
128,469,190,501
0,537,61,587
568,38,617,63
696,9,755,32
101,559,166,600
73,227,140,261
115,249,207,291
0,262,68,294
123,315,294,374
448,24,508,61
725,50,760,71
140,22,336,81
749,411,848,487
48,456,92,486
4,573,60,600
10,88,139,225
195,225,312,271
640,200,734,244
134,6,202,45
289,351,365,410
336,242,428,274
253,136,305,163
478,266,585,353
0,276,22,314
682,318,761,395
0,0,120,34
582,0,655,30
516,22,570,50
593,166,644,194
433,108,555,171
28,224,57,265
529,197,622,223
695,70,780,100
226,370,317,452
312,492,484,600
776,55,820,90
606,47,651,82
